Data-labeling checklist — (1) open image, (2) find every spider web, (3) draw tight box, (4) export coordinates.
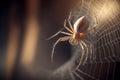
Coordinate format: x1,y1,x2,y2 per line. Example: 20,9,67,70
51,0,120,80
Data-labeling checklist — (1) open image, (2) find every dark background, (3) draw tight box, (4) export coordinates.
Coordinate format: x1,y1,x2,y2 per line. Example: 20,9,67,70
0,0,120,80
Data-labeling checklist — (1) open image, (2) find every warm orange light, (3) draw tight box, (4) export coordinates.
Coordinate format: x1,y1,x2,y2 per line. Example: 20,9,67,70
92,0,119,22
20,0,39,66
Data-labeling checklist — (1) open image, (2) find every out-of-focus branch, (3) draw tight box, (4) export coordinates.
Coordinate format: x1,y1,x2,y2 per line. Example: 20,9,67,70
20,0,40,66
5,4,20,79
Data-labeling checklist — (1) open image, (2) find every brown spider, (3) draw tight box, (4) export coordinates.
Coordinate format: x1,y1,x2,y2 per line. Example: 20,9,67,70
47,12,98,69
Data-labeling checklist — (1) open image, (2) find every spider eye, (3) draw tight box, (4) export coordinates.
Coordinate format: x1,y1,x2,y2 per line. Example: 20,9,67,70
69,38,78,45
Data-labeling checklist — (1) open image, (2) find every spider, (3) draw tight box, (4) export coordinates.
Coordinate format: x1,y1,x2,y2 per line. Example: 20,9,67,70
47,12,98,70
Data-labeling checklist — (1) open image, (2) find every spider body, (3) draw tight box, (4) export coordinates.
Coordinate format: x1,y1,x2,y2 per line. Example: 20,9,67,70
69,16,88,45
47,12,98,70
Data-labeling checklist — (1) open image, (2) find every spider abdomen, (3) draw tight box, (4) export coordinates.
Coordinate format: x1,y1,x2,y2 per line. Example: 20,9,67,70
74,16,89,33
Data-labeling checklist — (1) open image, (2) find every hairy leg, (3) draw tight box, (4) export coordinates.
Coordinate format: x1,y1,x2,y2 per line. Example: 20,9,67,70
79,14,99,37
87,13,98,33
76,41,85,70
47,31,72,40
64,20,73,33
68,11,74,31
83,39,93,63
51,36,70,62
81,40,88,65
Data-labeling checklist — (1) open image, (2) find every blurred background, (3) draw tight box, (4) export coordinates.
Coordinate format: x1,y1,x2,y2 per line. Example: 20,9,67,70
0,0,120,80
0,0,78,80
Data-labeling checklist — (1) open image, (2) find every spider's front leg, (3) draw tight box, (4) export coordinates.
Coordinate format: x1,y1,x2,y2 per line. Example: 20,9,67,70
68,11,74,31
46,30,72,40
64,20,73,33
51,36,70,62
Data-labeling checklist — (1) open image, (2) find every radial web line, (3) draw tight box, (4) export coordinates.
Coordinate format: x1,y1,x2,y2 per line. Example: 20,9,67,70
97,39,120,62
96,38,103,79
98,16,120,37
107,34,115,62
92,7,120,37
104,28,115,62
109,27,119,61
93,14,119,37
82,0,93,17
96,19,120,39
77,68,97,80
95,33,120,52
84,0,93,16
96,37,120,54
95,25,120,45
79,0,84,14
76,0,85,16
112,63,116,80
73,71,84,80
102,38,110,63
106,62,110,80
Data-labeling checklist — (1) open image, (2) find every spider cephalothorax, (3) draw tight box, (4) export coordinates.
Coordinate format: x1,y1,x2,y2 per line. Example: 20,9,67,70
47,12,98,70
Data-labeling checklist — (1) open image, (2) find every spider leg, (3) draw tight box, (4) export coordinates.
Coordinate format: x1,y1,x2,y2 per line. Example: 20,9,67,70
76,41,85,70
68,11,74,32
81,40,88,65
83,39,93,63
64,20,73,33
76,13,99,38
46,31,72,40
51,36,70,62
87,13,98,33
